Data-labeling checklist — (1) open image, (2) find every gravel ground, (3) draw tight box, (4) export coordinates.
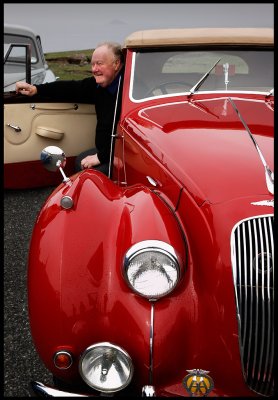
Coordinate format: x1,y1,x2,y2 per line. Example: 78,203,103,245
4,187,55,397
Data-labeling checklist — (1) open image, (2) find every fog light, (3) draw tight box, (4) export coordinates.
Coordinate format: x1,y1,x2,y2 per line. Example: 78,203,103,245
79,342,133,393
54,351,73,369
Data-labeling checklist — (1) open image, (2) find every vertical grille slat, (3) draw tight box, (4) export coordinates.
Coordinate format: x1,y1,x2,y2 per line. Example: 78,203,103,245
246,219,253,372
242,223,248,347
252,218,259,383
256,219,265,390
231,215,274,397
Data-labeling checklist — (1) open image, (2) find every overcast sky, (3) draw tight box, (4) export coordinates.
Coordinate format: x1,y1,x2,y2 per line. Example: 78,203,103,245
4,3,274,52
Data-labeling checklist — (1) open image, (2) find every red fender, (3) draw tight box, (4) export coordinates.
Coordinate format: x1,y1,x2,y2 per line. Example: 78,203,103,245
28,169,187,387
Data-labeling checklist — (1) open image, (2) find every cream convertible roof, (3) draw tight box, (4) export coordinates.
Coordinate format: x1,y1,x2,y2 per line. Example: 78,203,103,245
123,28,274,48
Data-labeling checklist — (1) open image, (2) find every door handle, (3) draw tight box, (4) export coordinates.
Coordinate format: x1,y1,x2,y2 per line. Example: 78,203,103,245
6,123,21,132
36,126,64,140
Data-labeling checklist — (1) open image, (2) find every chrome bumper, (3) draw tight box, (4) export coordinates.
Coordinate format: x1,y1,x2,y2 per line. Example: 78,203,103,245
30,381,89,397
30,381,156,397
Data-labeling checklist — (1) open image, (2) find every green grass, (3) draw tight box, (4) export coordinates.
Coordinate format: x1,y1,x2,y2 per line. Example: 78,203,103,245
45,49,93,80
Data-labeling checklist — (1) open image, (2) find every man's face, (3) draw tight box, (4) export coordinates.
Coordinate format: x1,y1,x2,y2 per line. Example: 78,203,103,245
91,45,120,87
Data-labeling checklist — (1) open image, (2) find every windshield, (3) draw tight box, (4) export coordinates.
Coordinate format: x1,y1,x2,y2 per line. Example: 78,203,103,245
131,49,273,101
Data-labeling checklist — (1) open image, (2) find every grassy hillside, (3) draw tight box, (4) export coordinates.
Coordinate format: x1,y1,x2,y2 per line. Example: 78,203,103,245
45,49,93,80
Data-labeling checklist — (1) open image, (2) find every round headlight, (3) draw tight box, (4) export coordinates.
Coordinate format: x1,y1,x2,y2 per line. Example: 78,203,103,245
124,240,180,299
79,342,133,393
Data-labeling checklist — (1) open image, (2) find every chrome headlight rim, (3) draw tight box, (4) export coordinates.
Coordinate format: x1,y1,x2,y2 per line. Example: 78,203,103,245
79,342,134,393
123,240,181,299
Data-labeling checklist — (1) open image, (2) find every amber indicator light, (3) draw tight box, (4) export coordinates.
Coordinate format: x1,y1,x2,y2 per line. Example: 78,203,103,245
54,351,73,369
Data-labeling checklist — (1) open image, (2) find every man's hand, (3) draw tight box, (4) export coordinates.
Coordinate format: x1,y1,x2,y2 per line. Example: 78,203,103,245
15,82,37,96
81,154,100,169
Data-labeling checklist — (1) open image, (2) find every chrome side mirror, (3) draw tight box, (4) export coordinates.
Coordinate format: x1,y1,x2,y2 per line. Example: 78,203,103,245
40,146,70,183
41,146,66,171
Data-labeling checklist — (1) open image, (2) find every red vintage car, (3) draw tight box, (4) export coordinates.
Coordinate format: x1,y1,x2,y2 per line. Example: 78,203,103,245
7,28,274,396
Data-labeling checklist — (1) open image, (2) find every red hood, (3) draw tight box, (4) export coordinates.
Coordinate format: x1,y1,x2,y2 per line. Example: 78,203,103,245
125,96,274,205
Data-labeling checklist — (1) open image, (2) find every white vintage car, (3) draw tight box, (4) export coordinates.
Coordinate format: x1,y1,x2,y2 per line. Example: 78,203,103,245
4,23,56,91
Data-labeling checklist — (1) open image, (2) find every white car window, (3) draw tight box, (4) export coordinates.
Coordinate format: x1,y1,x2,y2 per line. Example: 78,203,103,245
4,33,38,63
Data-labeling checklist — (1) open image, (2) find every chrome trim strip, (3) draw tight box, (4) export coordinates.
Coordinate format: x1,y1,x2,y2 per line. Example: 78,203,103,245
149,302,155,385
124,240,179,264
129,52,136,101
108,74,122,178
131,90,272,104
30,381,88,397
131,89,272,104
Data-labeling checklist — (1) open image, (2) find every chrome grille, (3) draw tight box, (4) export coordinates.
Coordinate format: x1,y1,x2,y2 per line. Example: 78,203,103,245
231,215,274,396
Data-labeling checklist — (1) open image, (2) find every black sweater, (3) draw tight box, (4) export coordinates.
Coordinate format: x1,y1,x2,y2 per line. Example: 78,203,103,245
35,76,122,163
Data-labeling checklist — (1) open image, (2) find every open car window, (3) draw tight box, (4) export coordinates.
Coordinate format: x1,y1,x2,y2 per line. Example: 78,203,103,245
4,33,39,64
131,49,274,100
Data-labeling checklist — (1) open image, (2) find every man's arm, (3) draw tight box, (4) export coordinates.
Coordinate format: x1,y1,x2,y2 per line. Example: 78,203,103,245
16,77,97,103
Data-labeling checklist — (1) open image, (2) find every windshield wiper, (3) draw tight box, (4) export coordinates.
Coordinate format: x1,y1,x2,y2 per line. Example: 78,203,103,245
229,97,274,195
188,58,222,97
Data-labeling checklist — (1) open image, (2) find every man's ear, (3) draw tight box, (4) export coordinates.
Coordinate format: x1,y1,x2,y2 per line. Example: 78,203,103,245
114,59,121,71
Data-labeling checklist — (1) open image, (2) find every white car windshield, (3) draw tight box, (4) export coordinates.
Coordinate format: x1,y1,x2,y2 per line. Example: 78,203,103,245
131,50,274,100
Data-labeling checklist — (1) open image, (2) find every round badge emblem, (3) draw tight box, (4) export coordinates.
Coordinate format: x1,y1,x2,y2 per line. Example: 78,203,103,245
182,369,214,397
